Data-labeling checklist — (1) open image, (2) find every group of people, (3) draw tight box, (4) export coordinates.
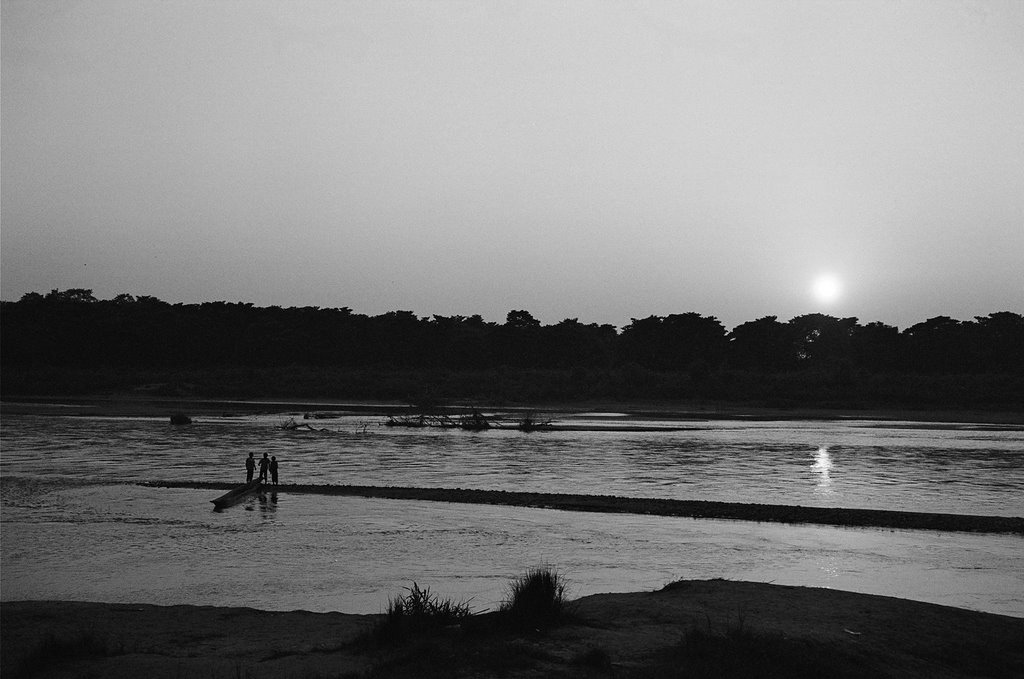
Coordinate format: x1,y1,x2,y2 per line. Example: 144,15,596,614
245,452,279,485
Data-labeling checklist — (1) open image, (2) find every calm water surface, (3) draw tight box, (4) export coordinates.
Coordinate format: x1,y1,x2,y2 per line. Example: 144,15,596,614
2,412,1022,616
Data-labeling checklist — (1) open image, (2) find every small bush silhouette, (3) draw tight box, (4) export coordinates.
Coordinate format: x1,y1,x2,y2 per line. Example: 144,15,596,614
370,583,472,644
500,568,569,629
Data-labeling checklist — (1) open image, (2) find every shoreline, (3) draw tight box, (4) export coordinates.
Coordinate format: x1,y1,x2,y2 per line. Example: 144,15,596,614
4,394,1024,425
3,581,1022,678
145,481,1024,534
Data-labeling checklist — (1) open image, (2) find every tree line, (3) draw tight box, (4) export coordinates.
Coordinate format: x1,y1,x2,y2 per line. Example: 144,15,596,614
2,289,1022,409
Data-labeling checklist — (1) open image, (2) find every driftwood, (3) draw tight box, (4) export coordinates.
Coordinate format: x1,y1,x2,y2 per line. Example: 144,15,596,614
384,410,553,431
303,412,343,420
279,417,328,432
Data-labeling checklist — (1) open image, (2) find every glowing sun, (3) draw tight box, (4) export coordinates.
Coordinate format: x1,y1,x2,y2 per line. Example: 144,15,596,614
812,274,842,305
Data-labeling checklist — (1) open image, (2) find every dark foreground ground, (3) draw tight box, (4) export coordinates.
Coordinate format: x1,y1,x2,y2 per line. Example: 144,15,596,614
3,580,1022,679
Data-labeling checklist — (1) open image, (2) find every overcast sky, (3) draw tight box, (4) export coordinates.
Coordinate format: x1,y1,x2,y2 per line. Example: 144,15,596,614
2,0,1022,330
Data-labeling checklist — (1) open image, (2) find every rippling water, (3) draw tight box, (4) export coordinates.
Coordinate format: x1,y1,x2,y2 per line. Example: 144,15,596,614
3,413,1023,514
2,412,1023,616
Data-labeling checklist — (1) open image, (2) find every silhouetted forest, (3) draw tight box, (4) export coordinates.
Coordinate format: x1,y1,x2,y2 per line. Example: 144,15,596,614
2,289,1022,411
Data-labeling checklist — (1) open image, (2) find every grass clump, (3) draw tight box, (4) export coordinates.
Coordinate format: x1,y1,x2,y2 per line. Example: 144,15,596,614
369,583,472,644
500,567,569,630
357,570,572,676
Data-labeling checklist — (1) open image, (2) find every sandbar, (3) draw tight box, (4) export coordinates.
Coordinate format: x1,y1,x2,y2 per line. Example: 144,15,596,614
148,481,1024,534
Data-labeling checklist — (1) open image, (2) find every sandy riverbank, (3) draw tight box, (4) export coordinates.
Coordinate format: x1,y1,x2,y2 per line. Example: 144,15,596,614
3,580,1021,678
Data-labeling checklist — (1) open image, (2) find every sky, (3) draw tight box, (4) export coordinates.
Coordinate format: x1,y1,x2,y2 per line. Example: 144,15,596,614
2,0,1023,331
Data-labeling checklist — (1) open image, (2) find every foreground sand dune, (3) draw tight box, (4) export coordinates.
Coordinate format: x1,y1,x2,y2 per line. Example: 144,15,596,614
3,580,1022,678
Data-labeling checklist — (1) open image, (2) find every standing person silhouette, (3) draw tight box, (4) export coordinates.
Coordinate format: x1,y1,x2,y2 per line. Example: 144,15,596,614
245,452,256,483
270,456,279,485
258,453,271,483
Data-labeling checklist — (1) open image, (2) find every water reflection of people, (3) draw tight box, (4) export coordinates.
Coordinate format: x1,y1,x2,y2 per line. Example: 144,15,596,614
245,452,256,483
258,490,278,515
270,456,279,485
258,453,270,483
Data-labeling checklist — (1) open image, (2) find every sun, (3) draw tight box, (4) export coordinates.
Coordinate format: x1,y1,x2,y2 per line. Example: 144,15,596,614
811,274,842,305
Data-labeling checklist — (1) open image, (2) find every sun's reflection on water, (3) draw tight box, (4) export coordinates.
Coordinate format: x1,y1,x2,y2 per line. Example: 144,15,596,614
812,446,834,496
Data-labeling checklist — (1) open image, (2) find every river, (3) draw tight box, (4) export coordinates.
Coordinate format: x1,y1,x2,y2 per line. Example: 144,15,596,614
1,410,1022,616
